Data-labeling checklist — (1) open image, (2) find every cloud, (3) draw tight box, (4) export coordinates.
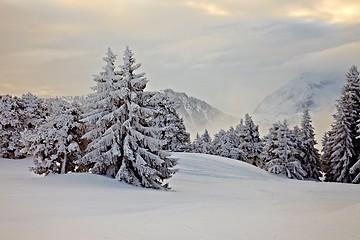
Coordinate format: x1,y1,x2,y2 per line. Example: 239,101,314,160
284,40,360,72
185,1,230,16
0,0,359,116
180,0,360,24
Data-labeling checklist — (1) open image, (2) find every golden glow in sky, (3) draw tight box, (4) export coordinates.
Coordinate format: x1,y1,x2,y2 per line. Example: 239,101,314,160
287,1,360,24
0,0,359,115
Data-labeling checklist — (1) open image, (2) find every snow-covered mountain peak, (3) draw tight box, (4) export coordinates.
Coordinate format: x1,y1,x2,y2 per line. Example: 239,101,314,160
253,71,345,138
254,71,343,116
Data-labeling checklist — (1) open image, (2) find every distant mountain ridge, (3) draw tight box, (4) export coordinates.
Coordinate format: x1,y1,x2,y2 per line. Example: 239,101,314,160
50,89,237,138
254,71,344,116
159,89,237,137
253,71,345,137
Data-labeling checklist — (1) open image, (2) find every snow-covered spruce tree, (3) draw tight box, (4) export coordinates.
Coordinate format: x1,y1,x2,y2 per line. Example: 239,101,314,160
212,128,241,159
325,109,354,182
0,95,23,158
79,47,176,189
200,129,212,154
233,119,246,161
320,132,330,176
191,133,202,153
291,125,305,158
77,47,122,175
211,129,224,155
18,92,47,130
189,129,212,154
238,114,263,166
145,91,190,152
351,119,360,183
290,125,307,175
262,121,307,180
22,103,85,175
17,93,49,157
299,108,321,180
325,65,360,183
224,127,242,159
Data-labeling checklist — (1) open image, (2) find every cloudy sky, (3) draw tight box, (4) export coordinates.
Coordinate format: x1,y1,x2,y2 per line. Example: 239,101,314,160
1,0,359,116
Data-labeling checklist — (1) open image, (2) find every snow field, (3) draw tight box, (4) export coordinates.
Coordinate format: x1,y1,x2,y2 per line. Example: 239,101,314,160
1,152,359,240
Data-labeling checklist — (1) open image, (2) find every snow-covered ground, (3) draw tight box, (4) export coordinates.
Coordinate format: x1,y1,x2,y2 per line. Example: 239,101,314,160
1,153,359,240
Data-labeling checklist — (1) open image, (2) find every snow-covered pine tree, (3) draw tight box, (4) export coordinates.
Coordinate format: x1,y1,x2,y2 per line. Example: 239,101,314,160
200,129,212,154
325,109,354,182
233,118,246,161
238,114,263,166
299,108,321,180
291,125,305,160
79,47,176,189
226,127,242,159
212,129,226,155
114,46,176,188
191,133,203,153
320,132,330,176
17,93,49,157
211,128,241,159
0,95,23,158
351,118,360,183
77,48,122,175
325,66,360,183
262,121,307,179
18,92,47,130
145,91,190,152
22,103,85,175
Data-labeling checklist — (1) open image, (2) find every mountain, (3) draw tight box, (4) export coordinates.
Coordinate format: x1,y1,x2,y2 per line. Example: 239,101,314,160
253,71,345,136
159,89,237,137
254,71,344,116
49,90,237,138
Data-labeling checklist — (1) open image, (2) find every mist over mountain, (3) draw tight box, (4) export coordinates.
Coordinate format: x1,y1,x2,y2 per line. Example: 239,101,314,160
159,89,237,137
47,70,345,141
253,71,345,138
49,90,237,138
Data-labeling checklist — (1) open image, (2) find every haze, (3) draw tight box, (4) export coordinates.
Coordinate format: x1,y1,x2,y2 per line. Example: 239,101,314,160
0,0,360,116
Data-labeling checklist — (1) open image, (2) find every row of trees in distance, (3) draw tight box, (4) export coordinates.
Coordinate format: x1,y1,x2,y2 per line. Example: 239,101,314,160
0,46,359,185
188,65,360,184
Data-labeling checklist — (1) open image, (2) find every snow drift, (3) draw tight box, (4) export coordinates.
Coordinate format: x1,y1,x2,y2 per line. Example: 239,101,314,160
1,153,359,240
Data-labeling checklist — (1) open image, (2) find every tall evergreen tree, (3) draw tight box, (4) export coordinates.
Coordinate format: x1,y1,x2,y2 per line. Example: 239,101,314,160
325,66,360,183
238,114,263,166
191,133,203,153
212,129,226,155
144,92,190,151
290,125,306,173
320,132,330,177
79,47,176,189
350,151,360,183
200,129,212,154
0,95,22,158
145,91,190,152
352,120,360,183
77,48,122,176
300,108,321,180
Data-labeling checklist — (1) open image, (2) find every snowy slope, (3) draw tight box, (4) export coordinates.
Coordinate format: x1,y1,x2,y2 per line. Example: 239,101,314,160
159,89,237,136
1,153,359,240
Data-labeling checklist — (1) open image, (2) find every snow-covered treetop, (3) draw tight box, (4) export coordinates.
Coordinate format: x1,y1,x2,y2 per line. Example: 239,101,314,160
120,46,148,93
